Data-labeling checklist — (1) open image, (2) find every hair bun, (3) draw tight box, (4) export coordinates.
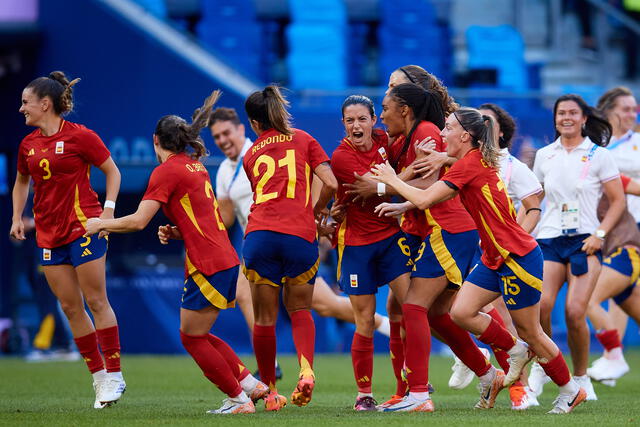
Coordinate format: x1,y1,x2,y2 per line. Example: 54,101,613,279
48,71,70,86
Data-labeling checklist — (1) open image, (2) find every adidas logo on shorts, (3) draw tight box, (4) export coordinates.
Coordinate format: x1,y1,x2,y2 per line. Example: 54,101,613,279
81,248,93,257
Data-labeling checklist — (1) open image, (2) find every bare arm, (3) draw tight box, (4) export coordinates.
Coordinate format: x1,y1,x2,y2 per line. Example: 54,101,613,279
97,156,121,219
313,162,338,217
581,178,626,255
10,172,31,240
217,198,236,229
85,199,162,236
516,192,542,234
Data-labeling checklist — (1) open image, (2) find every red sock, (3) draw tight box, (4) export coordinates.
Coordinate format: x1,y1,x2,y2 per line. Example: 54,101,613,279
74,331,104,374
180,331,242,397
596,329,622,351
96,326,121,373
403,304,430,392
429,312,492,377
540,352,571,387
290,310,315,373
389,320,407,395
351,333,373,393
484,308,511,373
253,324,277,389
207,334,250,381
477,317,516,352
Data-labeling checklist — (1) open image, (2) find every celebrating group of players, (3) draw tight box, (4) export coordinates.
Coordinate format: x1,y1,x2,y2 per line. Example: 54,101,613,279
10,64,640,415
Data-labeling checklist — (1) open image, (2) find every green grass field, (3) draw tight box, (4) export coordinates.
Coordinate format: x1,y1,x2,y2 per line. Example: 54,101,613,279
1,351,639,426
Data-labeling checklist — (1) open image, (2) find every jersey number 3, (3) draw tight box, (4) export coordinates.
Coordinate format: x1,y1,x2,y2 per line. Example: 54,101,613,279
253,149,296,204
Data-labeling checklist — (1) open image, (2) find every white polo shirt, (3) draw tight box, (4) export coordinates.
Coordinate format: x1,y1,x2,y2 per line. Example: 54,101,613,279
607,130,640,223
215,138,253,231
533,137,619,239
499,148,542,209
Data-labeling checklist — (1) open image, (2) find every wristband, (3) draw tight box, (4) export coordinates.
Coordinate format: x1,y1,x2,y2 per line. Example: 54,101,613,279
104,200,116,210
377,182,386,197
525,207,541,215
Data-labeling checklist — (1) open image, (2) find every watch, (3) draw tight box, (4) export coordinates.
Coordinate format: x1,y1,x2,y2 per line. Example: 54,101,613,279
595,229,606,239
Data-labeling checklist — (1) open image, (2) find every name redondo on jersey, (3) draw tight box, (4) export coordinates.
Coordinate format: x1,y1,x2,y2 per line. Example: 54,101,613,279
251,134,293,155
185,162,206,172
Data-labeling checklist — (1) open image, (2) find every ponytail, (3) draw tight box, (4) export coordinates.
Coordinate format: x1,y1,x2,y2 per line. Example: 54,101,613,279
245,85,293,136
154,90,221,160
454,107,501,169
26,70,80,115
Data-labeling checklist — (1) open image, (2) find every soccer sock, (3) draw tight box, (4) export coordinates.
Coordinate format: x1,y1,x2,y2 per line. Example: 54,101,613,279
74,331,105,374
351,333,374,394
389,320,407,395
180,331,242,397
485,308,512,373
402,304,430,392
253,324,277,389
96,325,121,373
595,329,622,352
429,312,492,377
290,310,315,376
540,352,571,387
477,317,517,352
207,334,251,381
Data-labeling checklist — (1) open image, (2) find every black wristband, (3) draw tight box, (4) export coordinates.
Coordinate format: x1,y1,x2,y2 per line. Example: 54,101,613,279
526,207,542,215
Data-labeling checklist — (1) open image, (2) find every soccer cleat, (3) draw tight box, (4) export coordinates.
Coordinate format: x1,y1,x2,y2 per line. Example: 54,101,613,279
290,374,315,407
376,394,404,410
475,369,505,409
548,387,587,414
525,386,540,407
379,394,434,412
601,379,617,387
587,356,629,382
528,362,551,397
264,391,287,411
448,347,491,390
246,380,270,403
353,396,378,411
573,375,597,401
93,379,106,409
504,341,533,387
97,374,126,406
207,398,255,414
509,384,530,410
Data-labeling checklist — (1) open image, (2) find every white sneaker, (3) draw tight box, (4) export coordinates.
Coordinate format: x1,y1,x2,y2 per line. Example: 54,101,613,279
525,386,540,406
448,347,491,390
504,341,532,387
98,373,126,406
93,377,106,409
528,362,551,397
548,387,587,414
587,356,629,381
378,394,434,412
573,375,597,401
601,379,617,387
475,367,505,409
207,397,255,414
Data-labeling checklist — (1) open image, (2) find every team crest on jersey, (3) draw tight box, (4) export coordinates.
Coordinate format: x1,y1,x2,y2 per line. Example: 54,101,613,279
28,148,35,156
581,155,587,162
55,141,64,154
42,248,51,261
378,147,388,161
350,274,358,288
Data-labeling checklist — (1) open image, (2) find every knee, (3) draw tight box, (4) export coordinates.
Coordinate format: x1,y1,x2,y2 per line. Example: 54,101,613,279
312,301,332,317
449,303,470,328
565,305,587,326
58,299,83,320
85,295,110,315
539,298,554,319
357,317,376,336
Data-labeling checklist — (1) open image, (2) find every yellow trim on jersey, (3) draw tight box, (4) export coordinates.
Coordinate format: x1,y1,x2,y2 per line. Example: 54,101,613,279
74,185,88,228
242,265,280,287
336,220,348,281
33,314,55,350
425,210,463,285
305,163,311,207
481,183,505,224
286,256,320,285
478,213,510,259
190,271,235,309
179,193,204,236
504,255,542,292
628,247,640,284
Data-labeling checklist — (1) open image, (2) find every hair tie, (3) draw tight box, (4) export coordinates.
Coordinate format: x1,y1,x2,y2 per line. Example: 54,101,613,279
262,88,269,98
399,67,416,84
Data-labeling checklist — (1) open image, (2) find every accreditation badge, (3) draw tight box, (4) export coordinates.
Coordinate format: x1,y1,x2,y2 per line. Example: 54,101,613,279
560,200,580,235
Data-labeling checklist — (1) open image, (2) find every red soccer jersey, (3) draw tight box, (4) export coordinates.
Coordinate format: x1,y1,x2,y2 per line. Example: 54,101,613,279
243,128,330,243
442,149,537,269
390,121,475,239
17,121,110,248
142,153,239,277
331,130,400,246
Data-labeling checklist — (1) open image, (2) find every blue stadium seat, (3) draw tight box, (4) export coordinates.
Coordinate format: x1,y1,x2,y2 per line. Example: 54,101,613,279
289,0,347,24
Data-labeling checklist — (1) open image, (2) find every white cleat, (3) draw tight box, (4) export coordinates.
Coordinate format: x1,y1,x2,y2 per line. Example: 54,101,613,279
207,398,255,414
573,375,597,401
548,387,587,414
601,379,617,387
587,357,629,382
528,362,551,397
93,379,106,409
504,341,532,387
525,386,540,407
448,347,491,390
475,368,505,409
378,394,434,412
98,374,126,406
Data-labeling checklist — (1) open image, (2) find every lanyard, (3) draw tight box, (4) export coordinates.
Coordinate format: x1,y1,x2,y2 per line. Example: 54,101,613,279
227,155,244,193
503,155,514,187
576,144,598,191
607,131,634,151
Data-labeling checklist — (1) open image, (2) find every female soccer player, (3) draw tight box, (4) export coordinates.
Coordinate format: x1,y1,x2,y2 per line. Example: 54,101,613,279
331,95,411,411
374,84,500,412
374,107,586,414
530,94,625,400
242,85,337,411
11,71,125,409
84,91,267,415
